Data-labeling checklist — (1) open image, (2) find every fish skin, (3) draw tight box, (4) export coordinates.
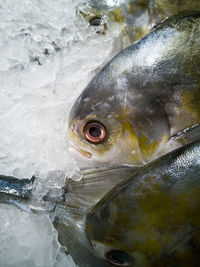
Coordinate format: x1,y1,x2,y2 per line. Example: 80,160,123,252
86,139,200,267
152,0,200,21
0,175,35,198
69,11,200,167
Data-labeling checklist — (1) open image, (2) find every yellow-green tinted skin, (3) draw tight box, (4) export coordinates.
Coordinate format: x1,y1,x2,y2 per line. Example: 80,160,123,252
86,140,200,266
154,0,200,20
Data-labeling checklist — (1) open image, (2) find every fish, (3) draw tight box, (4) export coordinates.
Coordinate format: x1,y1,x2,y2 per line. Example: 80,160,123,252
86,139,200,267
68,11,200,167
77,0,200,47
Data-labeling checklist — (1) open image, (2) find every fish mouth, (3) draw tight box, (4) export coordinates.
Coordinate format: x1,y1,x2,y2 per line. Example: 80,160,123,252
69,144,92,159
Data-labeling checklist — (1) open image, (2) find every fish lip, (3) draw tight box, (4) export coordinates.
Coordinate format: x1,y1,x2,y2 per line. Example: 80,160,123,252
69,143,93,159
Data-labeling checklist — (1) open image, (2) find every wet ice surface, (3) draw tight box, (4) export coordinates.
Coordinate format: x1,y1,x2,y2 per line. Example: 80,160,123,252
0,205,75,267
0,0,123,266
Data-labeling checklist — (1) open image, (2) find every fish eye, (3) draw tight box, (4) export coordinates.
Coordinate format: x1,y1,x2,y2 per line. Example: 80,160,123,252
84,122,106,144
104,249,132,266
89,16,102,26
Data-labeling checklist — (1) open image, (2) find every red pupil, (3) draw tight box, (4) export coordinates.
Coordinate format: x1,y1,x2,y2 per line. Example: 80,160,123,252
88,127,101,138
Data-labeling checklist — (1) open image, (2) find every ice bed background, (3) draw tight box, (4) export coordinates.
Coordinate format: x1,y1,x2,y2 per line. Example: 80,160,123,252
0,0,130,266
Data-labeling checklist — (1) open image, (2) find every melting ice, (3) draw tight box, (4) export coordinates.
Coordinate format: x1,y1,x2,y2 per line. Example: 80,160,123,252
0,0,124,266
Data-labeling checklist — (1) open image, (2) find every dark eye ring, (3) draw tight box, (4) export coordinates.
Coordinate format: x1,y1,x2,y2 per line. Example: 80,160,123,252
104,249,132,266
84,122,106,144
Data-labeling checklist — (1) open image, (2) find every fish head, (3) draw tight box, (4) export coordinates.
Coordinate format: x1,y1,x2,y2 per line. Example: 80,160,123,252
69,11,200,167
68,75,171,167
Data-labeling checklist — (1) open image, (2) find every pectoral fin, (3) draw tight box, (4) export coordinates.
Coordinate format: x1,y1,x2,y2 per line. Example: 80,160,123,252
65,166,137,216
